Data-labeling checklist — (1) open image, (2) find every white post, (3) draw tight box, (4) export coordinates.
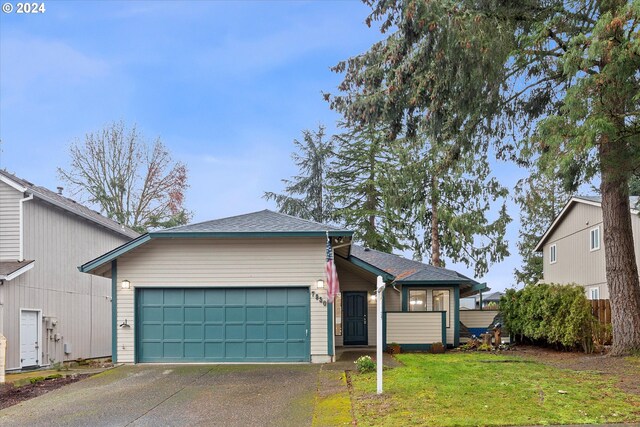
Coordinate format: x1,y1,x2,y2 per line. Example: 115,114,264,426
376,275,385,394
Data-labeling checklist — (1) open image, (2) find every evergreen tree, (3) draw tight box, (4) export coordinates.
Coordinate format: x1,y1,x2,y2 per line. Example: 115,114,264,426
329,125,402,252
264,125,334,223
391,137,510,277
328,0,640,354
514,171,571,286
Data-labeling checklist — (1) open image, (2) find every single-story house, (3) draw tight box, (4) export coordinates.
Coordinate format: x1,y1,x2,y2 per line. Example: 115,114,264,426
0,170,138,370
80,210,487,363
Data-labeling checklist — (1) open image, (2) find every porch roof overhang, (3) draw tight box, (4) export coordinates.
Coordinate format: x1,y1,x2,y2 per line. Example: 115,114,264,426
0,260,35,281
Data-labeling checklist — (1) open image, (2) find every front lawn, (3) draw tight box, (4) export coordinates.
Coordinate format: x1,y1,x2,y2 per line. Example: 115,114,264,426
350,353,640,426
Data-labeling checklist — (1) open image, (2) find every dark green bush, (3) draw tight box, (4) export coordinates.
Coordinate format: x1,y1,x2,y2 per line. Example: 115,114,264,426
500,284,595,352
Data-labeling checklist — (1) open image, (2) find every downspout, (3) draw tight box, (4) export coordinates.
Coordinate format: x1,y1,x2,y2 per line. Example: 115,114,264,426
19,193,34,261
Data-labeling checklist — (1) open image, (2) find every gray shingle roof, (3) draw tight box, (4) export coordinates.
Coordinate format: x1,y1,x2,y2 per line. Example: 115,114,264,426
162,210,351,235
1,170,139,239
350,245,479,284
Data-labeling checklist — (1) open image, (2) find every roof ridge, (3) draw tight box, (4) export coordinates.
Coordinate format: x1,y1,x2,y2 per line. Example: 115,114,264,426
162,209,271,231
264,209,342,231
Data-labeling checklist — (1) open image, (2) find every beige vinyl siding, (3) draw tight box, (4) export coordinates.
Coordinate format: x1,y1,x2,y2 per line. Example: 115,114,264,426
385,285,402,311
405,287,455,345
542,202,640,299
0,181,22,260
2,198,128,370
386,312,443,344
115,237,328,363
459,310,499,330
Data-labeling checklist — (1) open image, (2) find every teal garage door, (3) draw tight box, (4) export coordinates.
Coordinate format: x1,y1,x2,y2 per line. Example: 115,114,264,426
137,288,310,362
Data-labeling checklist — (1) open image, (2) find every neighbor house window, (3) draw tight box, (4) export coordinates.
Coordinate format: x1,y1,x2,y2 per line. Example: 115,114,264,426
549,244,557,264
334,293,342,336
590,226,601,251
589,287,599,300
408,290,427,311
433,290,451,327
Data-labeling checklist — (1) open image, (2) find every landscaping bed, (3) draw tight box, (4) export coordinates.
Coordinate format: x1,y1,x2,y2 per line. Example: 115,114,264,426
0,374,89,410
349,352,640,426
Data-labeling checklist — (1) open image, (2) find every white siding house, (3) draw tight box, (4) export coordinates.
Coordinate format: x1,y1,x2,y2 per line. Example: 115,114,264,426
0,170,138,370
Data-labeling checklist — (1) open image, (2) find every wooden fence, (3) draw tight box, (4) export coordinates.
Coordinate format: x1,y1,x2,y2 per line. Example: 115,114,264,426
591,299,611,325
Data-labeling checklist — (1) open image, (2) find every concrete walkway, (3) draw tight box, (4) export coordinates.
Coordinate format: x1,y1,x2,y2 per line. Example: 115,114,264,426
0,364,320,427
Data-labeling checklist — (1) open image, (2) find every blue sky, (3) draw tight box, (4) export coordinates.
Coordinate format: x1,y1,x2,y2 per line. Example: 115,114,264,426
0,0,527,291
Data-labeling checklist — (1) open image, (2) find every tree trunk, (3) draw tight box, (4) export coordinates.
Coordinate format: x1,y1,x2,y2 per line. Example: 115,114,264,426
600,157,640,355
431,176,441,267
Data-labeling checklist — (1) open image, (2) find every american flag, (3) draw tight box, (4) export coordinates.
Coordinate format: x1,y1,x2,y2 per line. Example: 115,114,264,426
325,235,340,303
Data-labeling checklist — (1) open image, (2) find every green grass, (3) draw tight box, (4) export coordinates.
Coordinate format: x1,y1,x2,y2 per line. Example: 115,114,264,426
350,353,640,426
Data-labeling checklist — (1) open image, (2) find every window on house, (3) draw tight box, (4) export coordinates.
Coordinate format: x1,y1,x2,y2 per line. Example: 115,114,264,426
589,287,599,300
549,244,557,264
590,226,601,251
408,290,427,311
433,290,451,328
334,293,342,336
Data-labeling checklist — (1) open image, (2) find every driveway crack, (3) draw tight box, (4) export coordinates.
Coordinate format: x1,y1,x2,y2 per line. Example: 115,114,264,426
124,366,218,426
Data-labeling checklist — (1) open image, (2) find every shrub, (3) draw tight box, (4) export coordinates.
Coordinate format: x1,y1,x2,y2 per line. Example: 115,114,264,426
500,284,595,352
354,355,376,373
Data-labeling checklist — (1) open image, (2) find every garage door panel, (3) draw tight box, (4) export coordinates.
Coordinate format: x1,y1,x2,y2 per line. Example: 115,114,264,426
138,288,309,362
225,289,245,304
205,307,224,322
163,307,183,321
205,289,224,304
266,342,285,358
225,324,244,339
164,289,184,304
225,307,244,322
185,342,204,358
247,324,266,340
185,324,203,339
287,324,306,340
266,307,285,322
205,325,223,340
246,342,265,358
185,307,203,322
267,289,287,304
267,324,285,339
246,289,267,305
205,342,224,358
185,289,205,304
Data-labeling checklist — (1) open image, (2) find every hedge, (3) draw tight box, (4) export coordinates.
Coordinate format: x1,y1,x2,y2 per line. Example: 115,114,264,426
500,284,595,352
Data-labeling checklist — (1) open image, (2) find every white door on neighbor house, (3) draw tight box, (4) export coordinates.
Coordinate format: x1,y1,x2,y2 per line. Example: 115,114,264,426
20,310,40,367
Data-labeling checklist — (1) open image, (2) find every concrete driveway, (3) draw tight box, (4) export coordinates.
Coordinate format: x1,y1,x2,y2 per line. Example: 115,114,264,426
0,364,321,427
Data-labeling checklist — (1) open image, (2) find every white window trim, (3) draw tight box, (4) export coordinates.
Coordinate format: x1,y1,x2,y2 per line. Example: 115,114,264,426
590,226,601,252
588,287,600,300
549,244,557,264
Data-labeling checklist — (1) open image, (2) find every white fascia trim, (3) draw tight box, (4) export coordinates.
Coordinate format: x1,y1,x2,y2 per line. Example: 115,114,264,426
1,261,35,281
19,193,34,261
0,174,27,193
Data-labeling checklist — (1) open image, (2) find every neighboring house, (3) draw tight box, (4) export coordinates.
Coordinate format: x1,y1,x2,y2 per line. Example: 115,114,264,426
534,195,640,300
80,210,487,364
0,170,138,370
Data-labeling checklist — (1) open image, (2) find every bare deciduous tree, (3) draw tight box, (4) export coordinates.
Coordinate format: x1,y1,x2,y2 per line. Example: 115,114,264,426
58,121,190,233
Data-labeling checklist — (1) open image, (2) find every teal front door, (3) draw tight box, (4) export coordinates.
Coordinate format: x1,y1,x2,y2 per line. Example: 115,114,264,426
137,288,310,362
343,292,368,345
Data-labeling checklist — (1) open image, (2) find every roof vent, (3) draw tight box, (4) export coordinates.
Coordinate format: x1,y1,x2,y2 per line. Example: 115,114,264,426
56,186,63,195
